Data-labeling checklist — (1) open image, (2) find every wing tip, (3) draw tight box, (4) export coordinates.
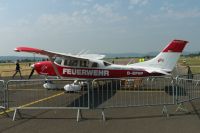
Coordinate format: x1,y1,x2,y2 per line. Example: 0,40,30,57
14,48,20,52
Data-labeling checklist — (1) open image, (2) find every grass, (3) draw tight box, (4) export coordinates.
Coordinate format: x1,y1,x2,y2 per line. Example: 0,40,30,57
1,56,200,77
0,63,33,77
179,56,200,74
179,56,200,65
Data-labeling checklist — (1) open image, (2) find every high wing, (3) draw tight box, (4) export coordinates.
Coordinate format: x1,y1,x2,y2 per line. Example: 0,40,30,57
80,54,105,60
14,47,106,60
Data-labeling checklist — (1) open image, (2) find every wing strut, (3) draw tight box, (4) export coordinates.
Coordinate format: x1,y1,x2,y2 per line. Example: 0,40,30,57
48,56,62,79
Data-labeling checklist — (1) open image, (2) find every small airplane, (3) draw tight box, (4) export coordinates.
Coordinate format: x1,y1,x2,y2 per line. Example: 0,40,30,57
14,39,188,91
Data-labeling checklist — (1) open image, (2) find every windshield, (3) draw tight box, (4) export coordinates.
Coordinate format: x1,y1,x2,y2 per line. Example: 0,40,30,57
54,57,62,65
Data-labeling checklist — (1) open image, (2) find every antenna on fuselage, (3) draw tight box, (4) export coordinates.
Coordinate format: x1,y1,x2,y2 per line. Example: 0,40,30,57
77,49,86,56
77,50,89,56
83,50,89,54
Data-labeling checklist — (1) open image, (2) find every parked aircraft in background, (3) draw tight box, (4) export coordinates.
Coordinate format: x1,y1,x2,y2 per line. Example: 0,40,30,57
14,39,188,91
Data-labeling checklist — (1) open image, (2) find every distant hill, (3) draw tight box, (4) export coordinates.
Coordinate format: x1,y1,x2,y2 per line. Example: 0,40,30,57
0,56,45,62
104,52,159,58
0,51,196,62
104,51,194,58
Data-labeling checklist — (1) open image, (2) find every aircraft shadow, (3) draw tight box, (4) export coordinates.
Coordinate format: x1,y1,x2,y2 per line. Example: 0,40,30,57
165,85,186,96
67,80,119,108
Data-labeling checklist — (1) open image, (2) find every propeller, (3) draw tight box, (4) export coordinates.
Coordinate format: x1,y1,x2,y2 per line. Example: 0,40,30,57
28,64,35,79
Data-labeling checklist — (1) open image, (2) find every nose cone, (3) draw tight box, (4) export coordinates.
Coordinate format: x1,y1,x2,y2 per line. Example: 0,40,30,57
33,61,56,76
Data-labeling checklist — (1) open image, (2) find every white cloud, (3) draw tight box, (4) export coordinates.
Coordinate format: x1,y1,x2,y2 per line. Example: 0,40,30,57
165,9,200,19
36,3,127,31
158,3,200,19
0,1,127,43
128,0,149,10
93,4,127,23
147,4,200,22
37,12,92,29
72,0,93,6
129,0,149,6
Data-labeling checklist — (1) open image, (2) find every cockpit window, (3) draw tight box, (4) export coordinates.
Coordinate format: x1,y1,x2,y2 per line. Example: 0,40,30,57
103,61,111,66
54,58,62,65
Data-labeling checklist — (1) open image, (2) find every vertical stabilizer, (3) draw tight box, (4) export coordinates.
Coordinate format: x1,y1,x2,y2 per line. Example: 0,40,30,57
130,40,188,72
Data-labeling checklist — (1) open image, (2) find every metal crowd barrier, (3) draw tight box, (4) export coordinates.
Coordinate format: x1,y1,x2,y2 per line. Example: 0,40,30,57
0,80,7,116
3,76,200,121
91,77,176,119
178,73,200,80
6,79,90,121
91,77,175,108
0,80,5,107
194,73,200,80
175,78,200,103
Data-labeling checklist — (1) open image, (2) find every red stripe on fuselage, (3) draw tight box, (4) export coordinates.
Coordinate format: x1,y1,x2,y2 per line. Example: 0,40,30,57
59,67,161,78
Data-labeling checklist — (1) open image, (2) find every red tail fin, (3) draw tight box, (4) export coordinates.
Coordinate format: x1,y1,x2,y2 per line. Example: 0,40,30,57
162,40,188,53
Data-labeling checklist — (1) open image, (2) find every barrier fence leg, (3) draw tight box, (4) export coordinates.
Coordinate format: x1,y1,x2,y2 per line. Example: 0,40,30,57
12,108,22,121
162,105,169,118
76,109,82,122
0,106,9,117
176,103,188,112
101,109,106,121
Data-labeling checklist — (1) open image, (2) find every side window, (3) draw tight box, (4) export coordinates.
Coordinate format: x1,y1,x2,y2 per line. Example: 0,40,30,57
92,62,98,68
69,60,78,66
80,60,88,67
64,60,68,66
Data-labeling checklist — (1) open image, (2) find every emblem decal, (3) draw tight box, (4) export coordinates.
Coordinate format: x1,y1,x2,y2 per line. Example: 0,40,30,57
158,58,164,63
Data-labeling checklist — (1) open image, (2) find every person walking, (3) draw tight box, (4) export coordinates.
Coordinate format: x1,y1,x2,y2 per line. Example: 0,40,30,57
12,60,22,79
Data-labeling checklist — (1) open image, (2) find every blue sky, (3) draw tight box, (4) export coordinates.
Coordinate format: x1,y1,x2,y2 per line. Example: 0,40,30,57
0,0,200,56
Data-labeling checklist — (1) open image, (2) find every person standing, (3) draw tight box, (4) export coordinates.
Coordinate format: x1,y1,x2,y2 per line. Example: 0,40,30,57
12,60,22,79
187,66,193,80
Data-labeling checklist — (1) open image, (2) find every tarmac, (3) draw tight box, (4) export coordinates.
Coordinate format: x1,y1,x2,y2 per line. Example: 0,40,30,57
0,76,200,133
0,101,200,133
